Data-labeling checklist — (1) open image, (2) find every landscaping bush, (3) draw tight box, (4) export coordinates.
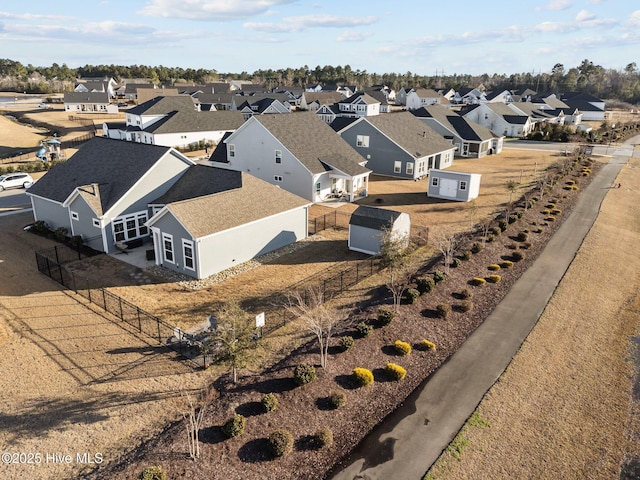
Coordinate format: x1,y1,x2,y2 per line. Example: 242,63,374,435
471,277,487,286
139,466,166,480
353,367,374,387
512,251,525,262
328,391,347,409
487,274,502,284
545,216,556,222
385,362,407,381
433,270,446,283
293,363,316,386
416,277,435,295
222,414,246,438
356,322,373,337
541,209,551,215
450,257,462,268
435,303,452,320
261,393,279,413
516,231,528,242
417,339,436,351
339,335,354,352
501,260,514,269
507,214,518,224
491,226,502,235
268,429,294,457
488,263,501,271
405,288,420,304
486,234,495,243
394,340,412,356
471,242,483,254
460,288,473,299
458,300,473,312
462,251,472,261
314,428,334,448
377,307,395,326
551,208,562,215
498,220,508,231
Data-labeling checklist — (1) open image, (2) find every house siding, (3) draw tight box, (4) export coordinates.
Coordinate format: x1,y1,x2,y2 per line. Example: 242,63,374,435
68,195,104,252
30,197,70,232
348,213,410,255
427,170,481,202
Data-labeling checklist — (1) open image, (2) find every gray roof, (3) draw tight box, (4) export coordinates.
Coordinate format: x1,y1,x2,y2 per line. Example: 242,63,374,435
413,105,499,141
145,110,244,135
64,91,109,103
340,92,380,105
350,205,402,230
151,164,242,205
360,112,456,158
252,113,371,176
127,95,197,115
156,167,310,239
27,137,184,214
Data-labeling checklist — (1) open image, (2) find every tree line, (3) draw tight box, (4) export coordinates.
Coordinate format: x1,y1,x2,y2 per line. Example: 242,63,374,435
0,58,639,103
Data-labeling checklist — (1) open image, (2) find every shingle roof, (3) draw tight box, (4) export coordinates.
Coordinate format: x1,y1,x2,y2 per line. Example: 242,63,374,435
144,110,244,134
412,105,499,141
361,112,456,158
340,92,380,105
152,164,242,205
27,137,184,214
64,91,109,103
350,205,402,230
127,95,197,115
158,167,310,239
252,113,371,175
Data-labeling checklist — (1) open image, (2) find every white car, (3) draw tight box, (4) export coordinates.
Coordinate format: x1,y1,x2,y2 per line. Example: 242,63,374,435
38,103,52,109
0,172,34,191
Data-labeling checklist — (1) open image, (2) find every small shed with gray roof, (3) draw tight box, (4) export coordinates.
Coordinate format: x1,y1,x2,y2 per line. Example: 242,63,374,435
427,169,481,202
348,205,410,255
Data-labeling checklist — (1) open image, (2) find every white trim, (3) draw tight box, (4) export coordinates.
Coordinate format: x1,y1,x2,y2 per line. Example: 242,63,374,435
162,232,175,264
182,239,195,271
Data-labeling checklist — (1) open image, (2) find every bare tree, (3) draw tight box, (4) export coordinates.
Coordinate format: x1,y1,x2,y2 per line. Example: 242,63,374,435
506,180,520,212
379,227,415,311
176,382,217,460
285,287,344,369
433,230,462,276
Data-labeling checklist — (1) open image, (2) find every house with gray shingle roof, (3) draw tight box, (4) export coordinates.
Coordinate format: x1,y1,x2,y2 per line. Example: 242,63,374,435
237,97,291,120
406,88,445,110
64,91,118,114
209,113,371,203
26,137,194,254
146,165,310,279
332,111,456,179
348,206,410,255
412,104,504,158
338,92,381,117
459,103,534,138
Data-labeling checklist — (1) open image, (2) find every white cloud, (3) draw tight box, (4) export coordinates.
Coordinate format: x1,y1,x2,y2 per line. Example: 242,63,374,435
0,11,70,21
139,0,297,20
336,31,373,42
630,10,640,27
536,0,572,11
244,14,377,32
576,10,596,22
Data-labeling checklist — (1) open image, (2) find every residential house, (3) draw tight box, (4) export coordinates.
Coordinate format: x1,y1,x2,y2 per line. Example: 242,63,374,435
559,92,605,121
237,97,291,120
299,92,344,111
146,165,310,280
484,89,514,104
76,77,117,98
459,103,534,138
412,104,504,158
395,87,414,106
136,87,180,105
26,137,194,254
427,169,481,202
64,92,118,114
120,83,157,101
193,92,235,111
315,103,341,124
337,92,381,117
366,85,396,103
451,88,486,105
209,113,371,203
333,111,456,179
529,95,582,125
348,206,410,255
406,88,444,110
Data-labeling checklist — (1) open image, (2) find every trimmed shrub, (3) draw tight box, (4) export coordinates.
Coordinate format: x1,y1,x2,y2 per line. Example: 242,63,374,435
460,288,473,299
471,277,486,286
507,214,518,224
339,335,354,352
356,322,373,338
491,226,502,236
139,466,167,480
417,339,436,351
385,362,407,381
486,234,495,243
405,288,420,304
458,300,473,312
487,274,502,284
222,414,246,438
353,367,374,387
328,391,347,409
541,209,551,215
462,251,472,261
377,307,395,326
512,251,525,262
433,270,446,283
551,209,562,215
450,257,462,268
435,303,452,320
545,216,556,222
394,340,412,356
501,260,514,269
471,242,483,254
416,277,435,295
498,220,508,231
488,263,501,271
268,429,294,457
293,363,316,386
516,231,528,242
261,393,279,413
314,428,334,448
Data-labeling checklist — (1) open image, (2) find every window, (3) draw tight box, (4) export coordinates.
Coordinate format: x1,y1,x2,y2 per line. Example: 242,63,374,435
393,161,402,174
275,150,282,163
316,182,321,194
460,181,467,191
406,163,414,175
356,135,369,148
274,175,283,182
182,240,194,270
112,211,148,243
93,219,100,228
70,211,79,221
229,144,235,157
432,177,439,187
162,233,174,263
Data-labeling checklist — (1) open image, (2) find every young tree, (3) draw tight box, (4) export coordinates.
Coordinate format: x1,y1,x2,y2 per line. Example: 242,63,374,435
506,180,520,211
176,382,217,460
433,230,462,276
285,287,344,369
379,228,415,311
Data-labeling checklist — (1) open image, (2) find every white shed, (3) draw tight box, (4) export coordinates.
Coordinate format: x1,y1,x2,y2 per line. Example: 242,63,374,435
427,169,481,202
348,206,411,255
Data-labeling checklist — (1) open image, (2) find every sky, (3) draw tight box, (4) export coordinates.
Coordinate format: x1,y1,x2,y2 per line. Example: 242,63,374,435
1,0,639,77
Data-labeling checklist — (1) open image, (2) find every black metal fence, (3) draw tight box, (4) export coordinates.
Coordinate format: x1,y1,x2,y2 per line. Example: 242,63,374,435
308,210,351,235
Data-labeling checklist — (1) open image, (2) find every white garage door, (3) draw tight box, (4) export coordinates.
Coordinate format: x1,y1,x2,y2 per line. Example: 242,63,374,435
439,178,458,198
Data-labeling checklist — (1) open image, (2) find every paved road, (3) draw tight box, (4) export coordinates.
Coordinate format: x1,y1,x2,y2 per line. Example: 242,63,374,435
0,187,30,209
330,145,632,480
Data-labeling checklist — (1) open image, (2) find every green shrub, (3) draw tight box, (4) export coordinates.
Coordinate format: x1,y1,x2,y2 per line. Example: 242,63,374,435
314,427,334,448
458,300,473,312
261,393,279,413
488,263,501,271
486,234,495,243
339,335,354,352
471,277,487,286
498,220,508,231
516,210,524,218
405,288,420,304
394,340,412,356
435,303,452,320
460,288,473,299
450,258,462,268
139,466,167,480
551,209,562,215
417,339,436,351
385,362,407,381
433,271,446,283
222,414,246,438
377,307,395,326
487,274,502,284
512,251,525,262
268,429,294,457
328,391,347,409
491,226,502,235
293,363,316,386
356,322,373,337
462,251,472,261
471,242,483,254
416,277,435,294
501,260,514,269
541,209,551,215
53,226,68,241
32,220,50,234
545,216,556,222
353,367,374,387
516,231,528,241
507,214,518,224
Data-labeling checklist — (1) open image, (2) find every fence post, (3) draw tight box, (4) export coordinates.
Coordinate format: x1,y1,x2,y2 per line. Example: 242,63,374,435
88,284,92,303
137,307,142,332
119,297,124,320
102,289,107,311
46,257,52,278
54,246,60,265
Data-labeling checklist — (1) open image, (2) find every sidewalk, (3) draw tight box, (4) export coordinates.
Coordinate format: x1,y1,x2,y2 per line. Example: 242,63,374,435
330,147,630,480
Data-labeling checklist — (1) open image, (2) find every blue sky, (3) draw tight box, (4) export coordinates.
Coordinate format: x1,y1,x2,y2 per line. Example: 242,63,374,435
1,0,638,76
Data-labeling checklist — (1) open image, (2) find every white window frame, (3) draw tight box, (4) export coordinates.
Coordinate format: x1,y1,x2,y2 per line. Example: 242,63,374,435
182,239,195,271
92,218,100,227
432,177,439,187
229,144,235,157
274,175,283,182
315,182,321,194
275,149,282,163
162,233,174,264
70,211,79,221
356,135,369,148
460,181,467,191
393,161,402,174
112,211,148,243
406,163,414,175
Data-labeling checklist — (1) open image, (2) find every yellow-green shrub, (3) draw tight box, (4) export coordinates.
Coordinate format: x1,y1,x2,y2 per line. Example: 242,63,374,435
353,367,374,387
487,274,502,283
394,340,412,356
418,339,436,351
488,263,501,271
501,260,514,269
385,362,407,381
471,277,486,286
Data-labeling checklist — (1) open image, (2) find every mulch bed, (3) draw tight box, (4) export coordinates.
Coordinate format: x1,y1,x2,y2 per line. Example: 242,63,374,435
84,159,599,480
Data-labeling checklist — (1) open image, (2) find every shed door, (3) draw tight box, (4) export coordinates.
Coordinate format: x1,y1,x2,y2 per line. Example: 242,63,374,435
439,178,458,198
